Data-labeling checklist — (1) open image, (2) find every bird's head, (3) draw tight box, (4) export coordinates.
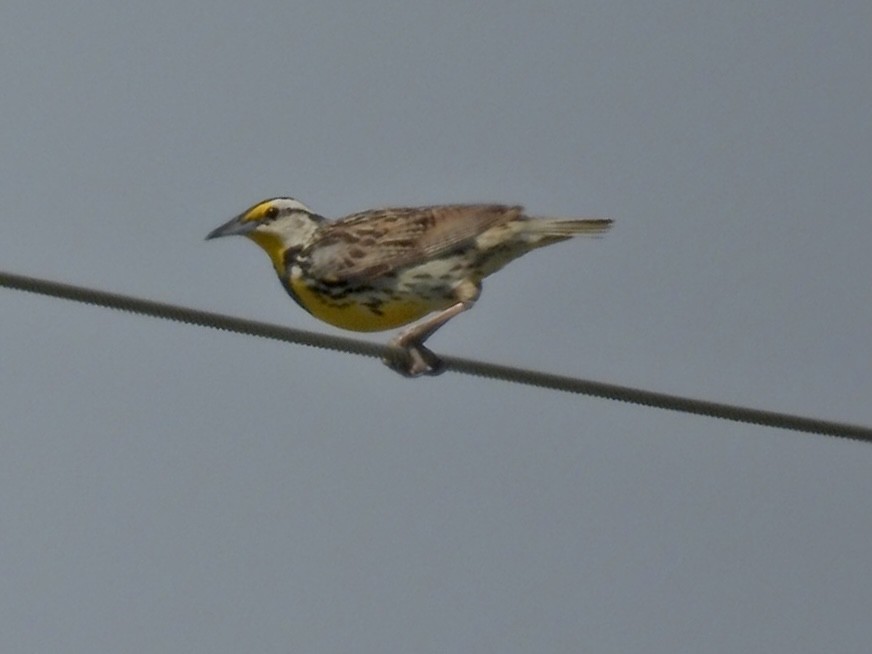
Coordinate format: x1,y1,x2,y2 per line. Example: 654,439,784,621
206,197,325,271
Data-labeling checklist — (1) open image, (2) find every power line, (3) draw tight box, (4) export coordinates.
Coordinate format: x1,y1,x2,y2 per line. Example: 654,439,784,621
2,269,870,444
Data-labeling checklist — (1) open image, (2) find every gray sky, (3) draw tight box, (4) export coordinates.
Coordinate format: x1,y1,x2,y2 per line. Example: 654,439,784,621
2,1,871,652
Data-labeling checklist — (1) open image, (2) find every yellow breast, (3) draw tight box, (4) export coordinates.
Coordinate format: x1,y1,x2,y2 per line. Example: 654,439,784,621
288,275,437,332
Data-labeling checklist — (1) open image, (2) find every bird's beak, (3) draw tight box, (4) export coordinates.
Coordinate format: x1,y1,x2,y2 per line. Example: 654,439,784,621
205,214,256,240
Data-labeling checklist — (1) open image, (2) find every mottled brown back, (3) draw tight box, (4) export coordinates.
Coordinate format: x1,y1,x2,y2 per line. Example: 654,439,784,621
304,204,523,282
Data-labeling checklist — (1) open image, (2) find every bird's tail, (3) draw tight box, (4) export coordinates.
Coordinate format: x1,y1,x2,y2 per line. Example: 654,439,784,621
519,217,613,249
531,217,614,237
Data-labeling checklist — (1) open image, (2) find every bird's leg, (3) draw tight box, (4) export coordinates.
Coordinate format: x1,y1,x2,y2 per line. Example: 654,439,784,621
383,281,481,377
385,303,466,377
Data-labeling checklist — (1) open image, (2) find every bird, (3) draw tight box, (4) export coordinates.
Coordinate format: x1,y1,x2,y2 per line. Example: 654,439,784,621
206,197,612,377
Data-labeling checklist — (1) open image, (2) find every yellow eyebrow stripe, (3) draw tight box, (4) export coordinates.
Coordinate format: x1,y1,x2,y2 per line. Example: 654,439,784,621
242,201,275,222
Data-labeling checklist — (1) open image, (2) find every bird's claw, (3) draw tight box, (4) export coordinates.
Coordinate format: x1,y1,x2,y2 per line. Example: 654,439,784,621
383,343,445,377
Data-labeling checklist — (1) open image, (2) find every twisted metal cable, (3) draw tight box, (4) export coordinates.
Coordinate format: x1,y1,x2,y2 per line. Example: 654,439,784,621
3,270,870,444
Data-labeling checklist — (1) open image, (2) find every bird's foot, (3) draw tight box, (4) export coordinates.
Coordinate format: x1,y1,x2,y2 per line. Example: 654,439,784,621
382,339,445,377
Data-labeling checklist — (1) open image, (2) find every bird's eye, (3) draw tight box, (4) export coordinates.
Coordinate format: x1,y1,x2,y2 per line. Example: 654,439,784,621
265,206,279,221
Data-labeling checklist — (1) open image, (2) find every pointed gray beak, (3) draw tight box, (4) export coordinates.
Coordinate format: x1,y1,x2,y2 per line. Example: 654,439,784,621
205,214,256,240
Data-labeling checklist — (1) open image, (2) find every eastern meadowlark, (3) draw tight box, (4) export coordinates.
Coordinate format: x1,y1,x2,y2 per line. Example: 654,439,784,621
207,198,612,376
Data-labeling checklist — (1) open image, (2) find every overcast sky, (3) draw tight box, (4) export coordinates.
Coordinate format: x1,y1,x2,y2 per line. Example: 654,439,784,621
2,1,871,652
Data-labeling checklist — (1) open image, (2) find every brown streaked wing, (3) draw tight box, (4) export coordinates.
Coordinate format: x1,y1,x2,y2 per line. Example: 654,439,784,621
305,204,523,282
